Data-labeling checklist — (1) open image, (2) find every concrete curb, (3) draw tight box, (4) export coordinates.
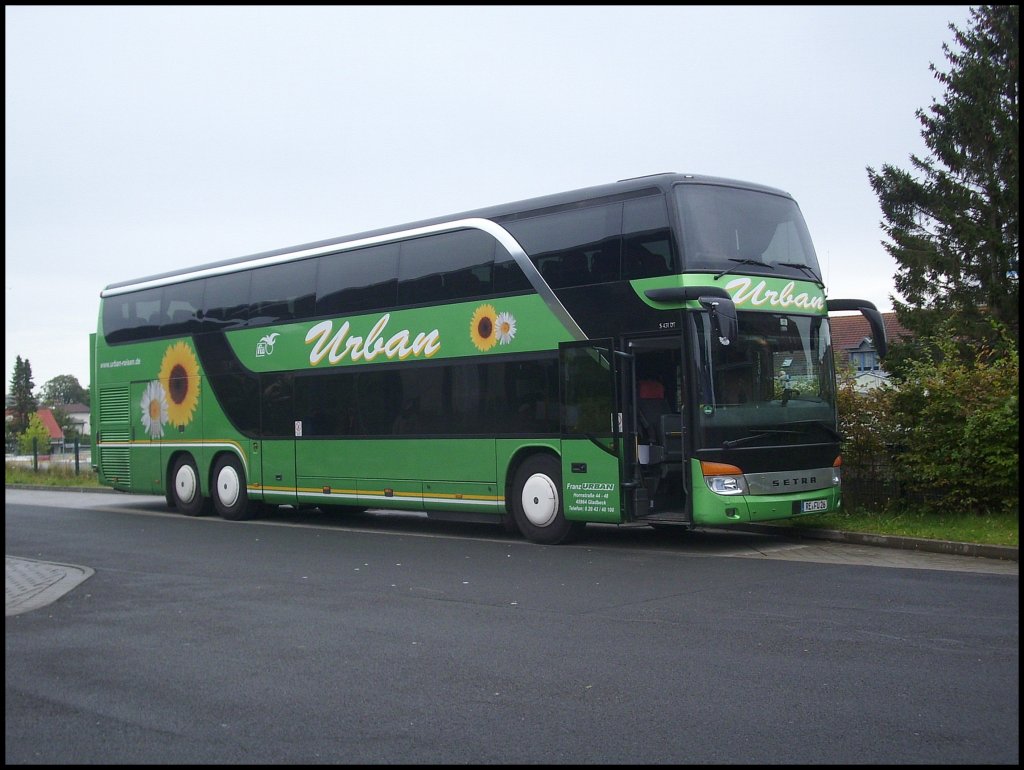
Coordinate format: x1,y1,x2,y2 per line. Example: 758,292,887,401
720,523,1019,562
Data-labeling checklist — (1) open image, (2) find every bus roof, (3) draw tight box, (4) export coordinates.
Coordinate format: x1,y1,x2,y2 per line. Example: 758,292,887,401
102,173,793,293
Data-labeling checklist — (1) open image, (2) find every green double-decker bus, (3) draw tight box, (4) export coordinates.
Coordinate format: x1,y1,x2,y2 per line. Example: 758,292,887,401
91,173,886,544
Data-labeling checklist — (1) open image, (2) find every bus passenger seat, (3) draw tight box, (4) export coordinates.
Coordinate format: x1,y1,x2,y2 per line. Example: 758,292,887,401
638,379,670,445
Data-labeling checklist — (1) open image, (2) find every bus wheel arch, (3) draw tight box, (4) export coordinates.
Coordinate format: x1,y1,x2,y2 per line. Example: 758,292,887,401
169,452,210,516
507,450,584,545
210,452,257,521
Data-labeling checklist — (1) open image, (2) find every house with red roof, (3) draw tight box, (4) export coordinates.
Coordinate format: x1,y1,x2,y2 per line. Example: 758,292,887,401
35,408,65,454
829,312,911,391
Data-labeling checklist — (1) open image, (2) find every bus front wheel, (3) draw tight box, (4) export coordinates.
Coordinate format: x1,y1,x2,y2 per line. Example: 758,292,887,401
171,455,210,517
510,454,584,545
212,455,256,521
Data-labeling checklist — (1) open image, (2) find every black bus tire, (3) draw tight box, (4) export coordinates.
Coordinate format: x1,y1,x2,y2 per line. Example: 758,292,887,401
171,454,210,517
211,454,256,521
510,454,584,545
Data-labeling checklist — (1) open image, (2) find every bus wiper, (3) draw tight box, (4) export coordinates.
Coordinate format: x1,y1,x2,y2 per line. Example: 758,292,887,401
722,429,800,448
787,419,843,441
714,258,775,281
777,262,824,287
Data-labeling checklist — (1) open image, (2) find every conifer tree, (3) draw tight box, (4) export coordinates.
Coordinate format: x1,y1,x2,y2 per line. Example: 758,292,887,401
8,356,37,434
867,5,1018,359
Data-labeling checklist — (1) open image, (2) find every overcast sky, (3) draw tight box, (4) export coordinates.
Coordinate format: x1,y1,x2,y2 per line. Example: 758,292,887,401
5,5,974,392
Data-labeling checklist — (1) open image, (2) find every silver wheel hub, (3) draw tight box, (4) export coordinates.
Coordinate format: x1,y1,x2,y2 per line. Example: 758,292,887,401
521,473,558,528
174,463,198,503
216,465,240,508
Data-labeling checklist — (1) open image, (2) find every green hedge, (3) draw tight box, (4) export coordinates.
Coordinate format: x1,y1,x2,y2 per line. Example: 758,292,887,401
838,329,1018,516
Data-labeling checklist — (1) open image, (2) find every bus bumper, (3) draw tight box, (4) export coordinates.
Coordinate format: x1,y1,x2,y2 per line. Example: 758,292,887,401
691,481,842,526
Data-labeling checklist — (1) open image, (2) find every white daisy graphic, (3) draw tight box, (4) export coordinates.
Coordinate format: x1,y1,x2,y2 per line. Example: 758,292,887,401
140,379,169,439
495,311,517,345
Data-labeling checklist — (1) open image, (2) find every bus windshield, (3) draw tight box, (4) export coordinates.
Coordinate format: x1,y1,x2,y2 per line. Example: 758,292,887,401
690,311,837,449
674,184,822,279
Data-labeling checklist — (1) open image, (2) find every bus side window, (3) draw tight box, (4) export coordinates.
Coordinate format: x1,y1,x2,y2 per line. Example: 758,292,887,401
622,195,677,279
502,202,622,289
202,271,251,331
316,243,399,317
493,246,533,294
161,278,205,337
397,230,495,306
248,259,317,327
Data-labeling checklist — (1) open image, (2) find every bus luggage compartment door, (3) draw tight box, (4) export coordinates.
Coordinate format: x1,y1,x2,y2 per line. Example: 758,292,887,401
559,340,622,523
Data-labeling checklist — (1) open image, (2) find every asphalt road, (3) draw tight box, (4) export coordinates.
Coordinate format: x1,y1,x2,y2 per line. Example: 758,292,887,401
5,489,1019,764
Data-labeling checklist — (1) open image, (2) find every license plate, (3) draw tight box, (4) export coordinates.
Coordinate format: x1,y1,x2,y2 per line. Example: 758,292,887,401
801,499,828,513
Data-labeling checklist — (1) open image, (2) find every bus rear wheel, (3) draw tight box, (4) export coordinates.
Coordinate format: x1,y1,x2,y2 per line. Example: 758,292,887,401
171,455,210,516
511,454,584,545
212,455,256,521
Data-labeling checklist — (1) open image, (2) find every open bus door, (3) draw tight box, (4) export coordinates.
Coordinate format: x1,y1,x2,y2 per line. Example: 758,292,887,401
627,335,692,525
558,340,623,524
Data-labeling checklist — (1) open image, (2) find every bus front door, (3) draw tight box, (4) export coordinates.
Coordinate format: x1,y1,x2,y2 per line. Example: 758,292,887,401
559,340,622,524
629,336,691,524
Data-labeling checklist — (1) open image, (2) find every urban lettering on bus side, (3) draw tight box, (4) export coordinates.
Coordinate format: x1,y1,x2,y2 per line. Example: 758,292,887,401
725,278,825,311
305,314,442,366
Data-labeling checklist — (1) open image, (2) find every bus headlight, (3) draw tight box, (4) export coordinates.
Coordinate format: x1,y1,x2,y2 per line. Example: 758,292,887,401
701,461,748,496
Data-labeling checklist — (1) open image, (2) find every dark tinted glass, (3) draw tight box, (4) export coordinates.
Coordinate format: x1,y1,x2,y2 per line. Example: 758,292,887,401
160,279,206,336
622,195,678,279
195,333,260,434
492,245,534,294
674,185,821,276
316,243,399,317
208,373,260,434
503,202,622,288
295,372,358,436
103,286,163,343
261,373,294,437
397,229,495,306
292,357,559,438
248,259,318,326
202,271,251,330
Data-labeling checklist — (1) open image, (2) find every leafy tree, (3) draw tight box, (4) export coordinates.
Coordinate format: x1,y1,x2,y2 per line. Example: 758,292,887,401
18,413,52,456
8,356,37,434
39,374,89,407
867,5,1019,360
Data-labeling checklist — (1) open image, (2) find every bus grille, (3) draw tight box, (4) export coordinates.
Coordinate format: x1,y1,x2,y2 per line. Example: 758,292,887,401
99,386,131,422
100,447,130,484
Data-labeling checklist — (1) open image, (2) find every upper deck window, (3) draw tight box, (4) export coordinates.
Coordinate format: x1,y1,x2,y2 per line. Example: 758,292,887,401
674,184,822,281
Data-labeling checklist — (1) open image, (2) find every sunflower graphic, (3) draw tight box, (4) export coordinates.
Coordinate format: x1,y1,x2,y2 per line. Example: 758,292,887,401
495,311,517,345
470,304,498,351
140,380,169,439
159,341,201,428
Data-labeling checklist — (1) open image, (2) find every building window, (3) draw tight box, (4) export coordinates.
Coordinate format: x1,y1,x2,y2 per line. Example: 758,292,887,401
850,343,880,372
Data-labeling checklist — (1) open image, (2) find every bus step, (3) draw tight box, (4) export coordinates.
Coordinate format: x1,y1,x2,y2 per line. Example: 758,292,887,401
637,512,692,525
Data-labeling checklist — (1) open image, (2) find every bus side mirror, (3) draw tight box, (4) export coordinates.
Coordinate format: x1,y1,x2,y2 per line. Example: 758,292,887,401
827,299,888,358
699,295,738,346
642,286,738,346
